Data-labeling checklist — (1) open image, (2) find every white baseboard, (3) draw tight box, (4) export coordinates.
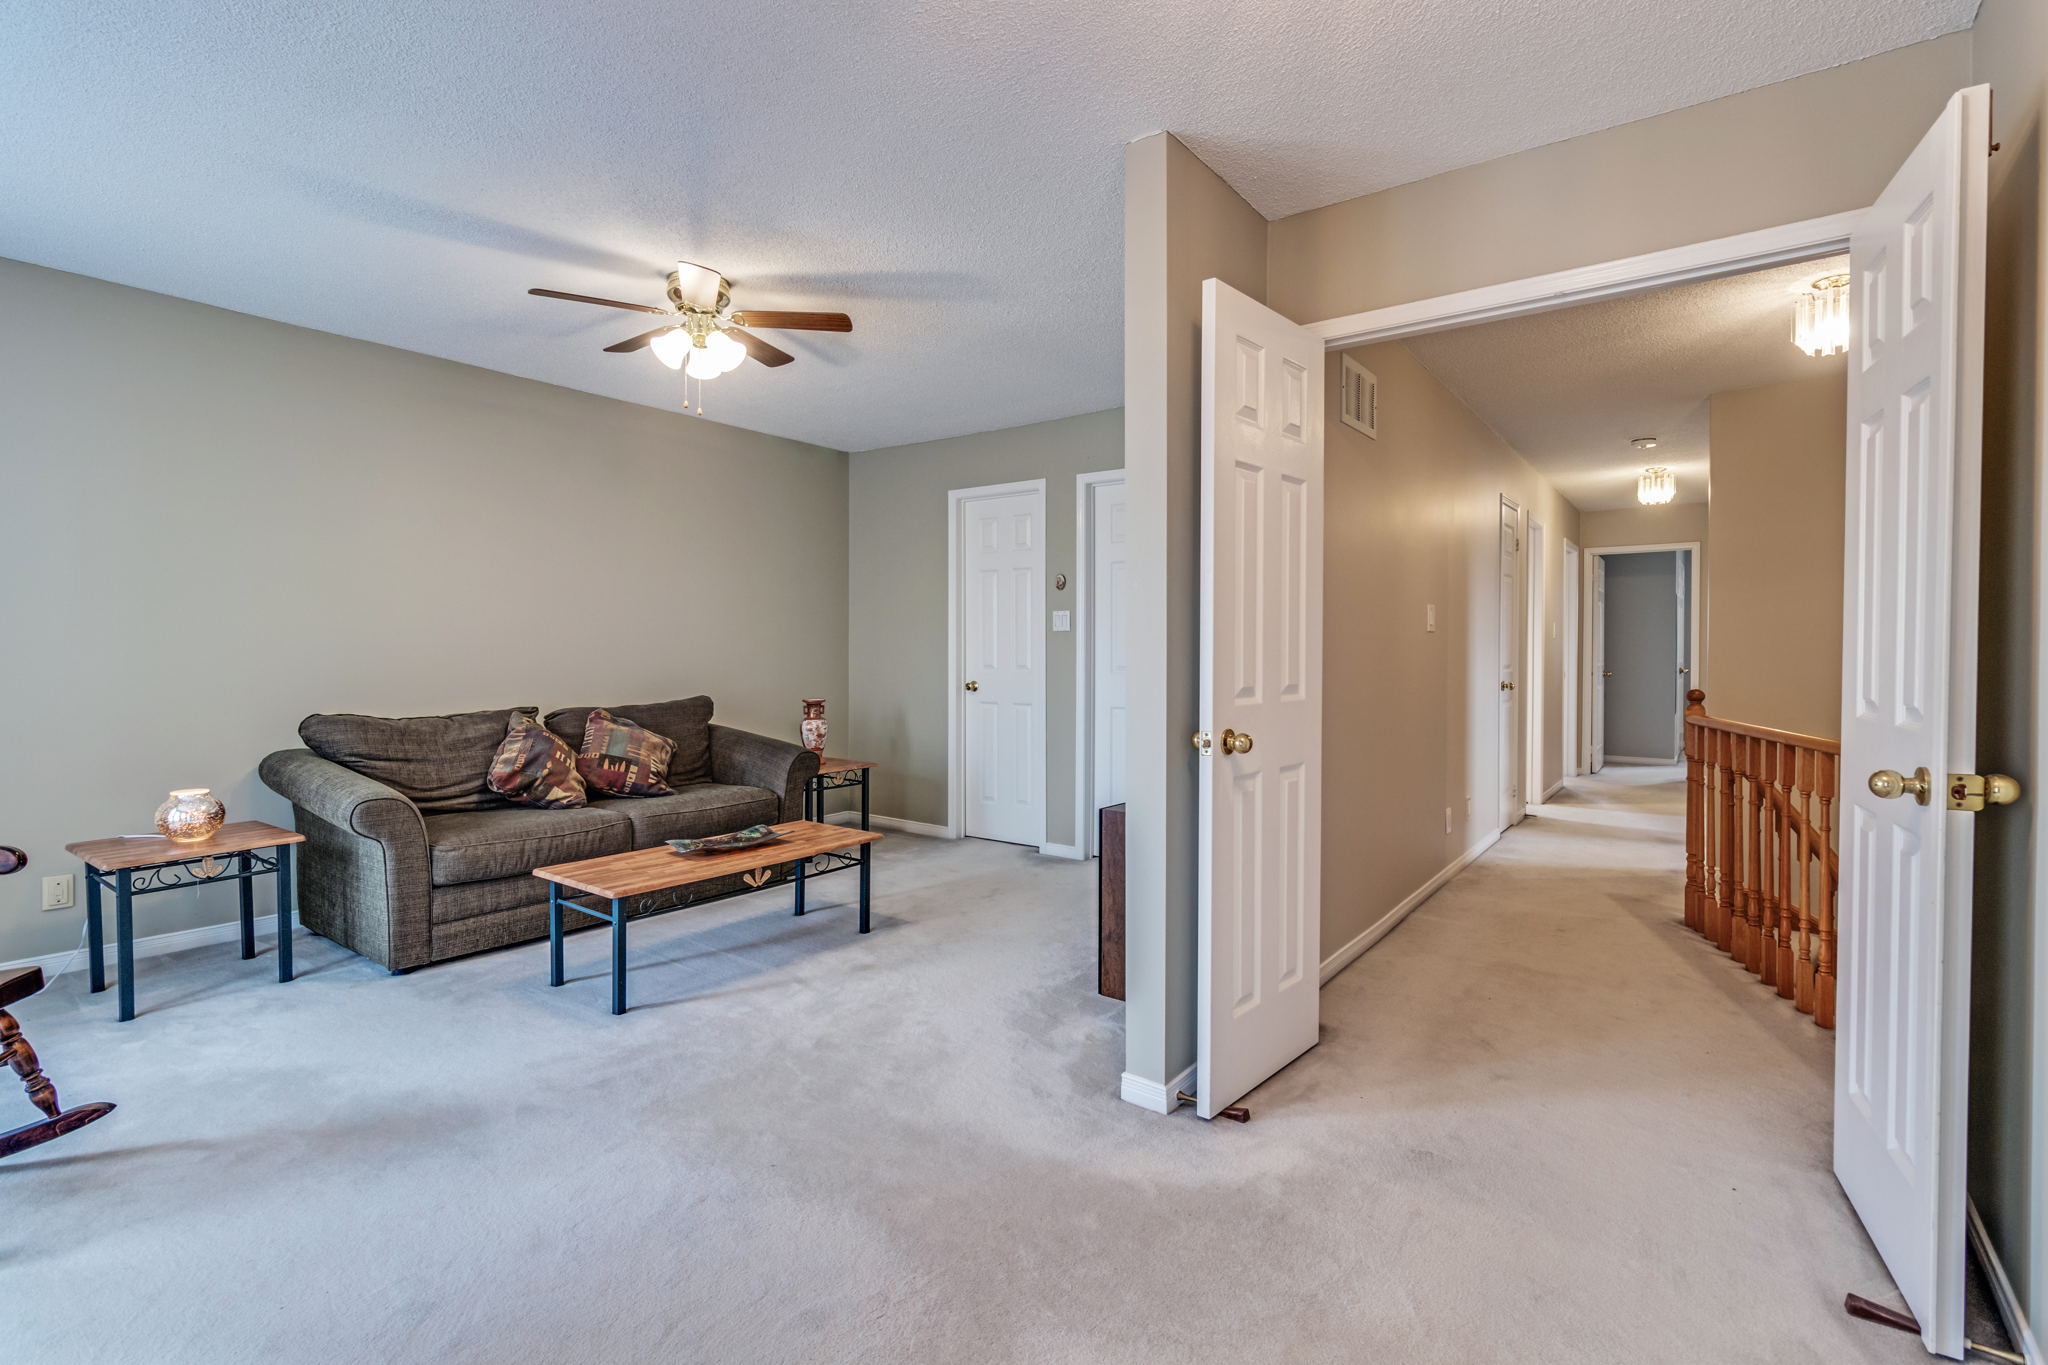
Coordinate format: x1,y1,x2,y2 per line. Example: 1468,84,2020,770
1318,829,1502,985
1541,779,1566,802
1969,1197,2042,1365
1038,842,1085,861
1121,1063,1196,1114
1,911,295,981
825,812,954,839
1601,755,1680,766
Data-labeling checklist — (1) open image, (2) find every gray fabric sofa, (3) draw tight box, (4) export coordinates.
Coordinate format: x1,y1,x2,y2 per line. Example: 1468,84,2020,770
258,698,819,972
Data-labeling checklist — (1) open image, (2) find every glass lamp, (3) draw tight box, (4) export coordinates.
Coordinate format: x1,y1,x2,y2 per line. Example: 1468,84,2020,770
1795,273,1852,357
1637,467,1676,506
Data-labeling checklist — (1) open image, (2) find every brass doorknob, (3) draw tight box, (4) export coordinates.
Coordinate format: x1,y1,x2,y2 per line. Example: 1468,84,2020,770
964,680,979,692
1499,681,1515,691
1191,731,1212,755
1869,767,1933,804
1602,671,1614,678
1221,729,1253,755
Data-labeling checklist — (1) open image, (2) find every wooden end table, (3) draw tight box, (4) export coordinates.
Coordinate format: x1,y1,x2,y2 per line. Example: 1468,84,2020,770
65,821,306,1022
803,757,874,828
534,820,883,1015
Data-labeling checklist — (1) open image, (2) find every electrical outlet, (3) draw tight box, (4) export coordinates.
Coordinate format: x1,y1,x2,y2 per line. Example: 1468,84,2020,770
1426,604,1437,633
42,874,74,911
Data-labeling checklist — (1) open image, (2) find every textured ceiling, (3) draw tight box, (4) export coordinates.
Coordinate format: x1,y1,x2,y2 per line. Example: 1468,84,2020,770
1402,257,1851,511
0,3,1968,451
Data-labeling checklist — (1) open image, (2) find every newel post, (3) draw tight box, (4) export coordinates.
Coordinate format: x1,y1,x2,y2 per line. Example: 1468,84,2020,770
1683,690,1707,932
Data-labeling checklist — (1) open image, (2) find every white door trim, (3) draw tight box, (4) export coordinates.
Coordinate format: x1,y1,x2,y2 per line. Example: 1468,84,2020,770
1074,469,1125,855
1526,518,1547,808
1561,540,1581,783
1499,495,1526,828
1586,542,1702,764
1305,210,1862,349
948,478,1048,844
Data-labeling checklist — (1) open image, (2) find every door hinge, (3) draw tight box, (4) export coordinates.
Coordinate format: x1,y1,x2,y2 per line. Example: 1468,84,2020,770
1946,772,2023,811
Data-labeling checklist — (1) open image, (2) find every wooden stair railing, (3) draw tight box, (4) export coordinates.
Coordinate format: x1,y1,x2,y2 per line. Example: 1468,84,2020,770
1683,690,1838,1029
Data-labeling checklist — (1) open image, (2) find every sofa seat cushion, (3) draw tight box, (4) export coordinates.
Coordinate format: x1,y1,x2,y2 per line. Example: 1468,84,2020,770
423,805,632,887
600,784,780,846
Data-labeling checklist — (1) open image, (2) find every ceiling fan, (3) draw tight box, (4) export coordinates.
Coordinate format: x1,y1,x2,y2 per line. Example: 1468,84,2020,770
528,260,852,383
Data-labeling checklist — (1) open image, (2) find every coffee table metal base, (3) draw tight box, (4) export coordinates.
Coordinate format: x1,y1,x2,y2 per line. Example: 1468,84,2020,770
547,841,872,1015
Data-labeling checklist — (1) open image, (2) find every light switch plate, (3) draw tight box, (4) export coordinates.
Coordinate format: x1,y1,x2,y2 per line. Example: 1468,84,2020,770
1426,604,1437,633
1052,610,1071,632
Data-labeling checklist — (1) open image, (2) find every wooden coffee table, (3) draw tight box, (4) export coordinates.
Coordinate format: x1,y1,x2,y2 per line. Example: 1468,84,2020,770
533,820,882,1014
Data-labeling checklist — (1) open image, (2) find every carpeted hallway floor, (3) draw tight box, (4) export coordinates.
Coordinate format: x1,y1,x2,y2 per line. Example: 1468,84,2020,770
6,771,1941,1363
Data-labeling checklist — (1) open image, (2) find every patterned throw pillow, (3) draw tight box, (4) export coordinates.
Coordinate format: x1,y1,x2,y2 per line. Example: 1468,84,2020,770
578,708,676,797
487,712,587,809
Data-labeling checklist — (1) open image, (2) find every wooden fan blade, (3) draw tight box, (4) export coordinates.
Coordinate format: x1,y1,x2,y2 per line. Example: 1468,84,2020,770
604,326,677,353
726,327,794,368
728,311,853,332
529,287,671,317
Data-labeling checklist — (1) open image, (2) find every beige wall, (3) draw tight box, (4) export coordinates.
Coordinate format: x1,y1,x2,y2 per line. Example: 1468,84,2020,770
1324,342,1579,958
1971,0,2048,1326
1578,503,1709,552
844,409,1122,844
0,258,849,965
1266,35,1974,324
1705,376,1846,740
1122,132,1269,1092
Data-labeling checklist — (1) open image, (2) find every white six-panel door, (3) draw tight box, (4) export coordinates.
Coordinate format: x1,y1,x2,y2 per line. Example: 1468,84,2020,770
1196,279,1323,1120
1091,477,1130,847
958,484,1046,846
1834,84,1990,1361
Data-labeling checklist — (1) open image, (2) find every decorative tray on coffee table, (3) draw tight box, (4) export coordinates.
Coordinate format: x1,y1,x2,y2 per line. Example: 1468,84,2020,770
666,825,784,856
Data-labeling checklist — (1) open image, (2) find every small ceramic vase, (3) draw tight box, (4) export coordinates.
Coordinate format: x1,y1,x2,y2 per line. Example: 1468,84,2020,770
155,788,226,842
800,699,828,755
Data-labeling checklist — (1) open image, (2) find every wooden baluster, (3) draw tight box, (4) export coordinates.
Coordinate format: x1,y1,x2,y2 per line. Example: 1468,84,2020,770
1776,741,1798,998
1814,750,1837,1029
1717,728,1740,954
1738,735,1759,972
1757,738,1780,989
1793,747,1817,1015
1684,691,1706,932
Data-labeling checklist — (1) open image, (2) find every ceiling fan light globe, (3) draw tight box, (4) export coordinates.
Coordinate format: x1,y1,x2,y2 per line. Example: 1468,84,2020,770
706,330,747,372
648,329,689,370
685,347,723,380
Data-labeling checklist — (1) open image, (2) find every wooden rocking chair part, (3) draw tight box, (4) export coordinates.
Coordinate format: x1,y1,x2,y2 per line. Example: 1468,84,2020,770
0,967,116,1159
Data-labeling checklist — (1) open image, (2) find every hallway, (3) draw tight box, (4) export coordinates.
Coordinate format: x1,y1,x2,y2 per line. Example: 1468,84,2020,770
1295,761,1927,1360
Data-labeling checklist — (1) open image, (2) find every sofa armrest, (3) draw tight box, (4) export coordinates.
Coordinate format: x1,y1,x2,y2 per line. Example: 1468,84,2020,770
258,749,432,971
708,725,819,821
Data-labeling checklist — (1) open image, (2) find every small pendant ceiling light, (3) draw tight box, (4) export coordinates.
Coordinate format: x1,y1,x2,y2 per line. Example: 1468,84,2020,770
1794,273,1852,357
1637,466,1676,506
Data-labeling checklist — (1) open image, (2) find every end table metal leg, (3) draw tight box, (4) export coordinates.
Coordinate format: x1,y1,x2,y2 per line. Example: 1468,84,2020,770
115,870,135,1022
548,887,564,987
238,852,256,960
274,844,294,983
85,870,105,994
860,770,870,831
794,853,806,917
804,777,814,823
610,899,627,1016
858,841,871,934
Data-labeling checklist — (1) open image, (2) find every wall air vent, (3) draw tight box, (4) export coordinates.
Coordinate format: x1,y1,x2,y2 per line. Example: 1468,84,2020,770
1340,356,1378,439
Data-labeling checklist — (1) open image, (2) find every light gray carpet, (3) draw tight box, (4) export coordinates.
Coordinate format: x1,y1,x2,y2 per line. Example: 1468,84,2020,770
5,777,1943,1363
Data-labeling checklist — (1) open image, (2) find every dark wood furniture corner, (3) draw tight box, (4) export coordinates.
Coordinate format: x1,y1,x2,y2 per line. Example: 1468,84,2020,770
0,967,116,1158
1098,803,1125,1000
